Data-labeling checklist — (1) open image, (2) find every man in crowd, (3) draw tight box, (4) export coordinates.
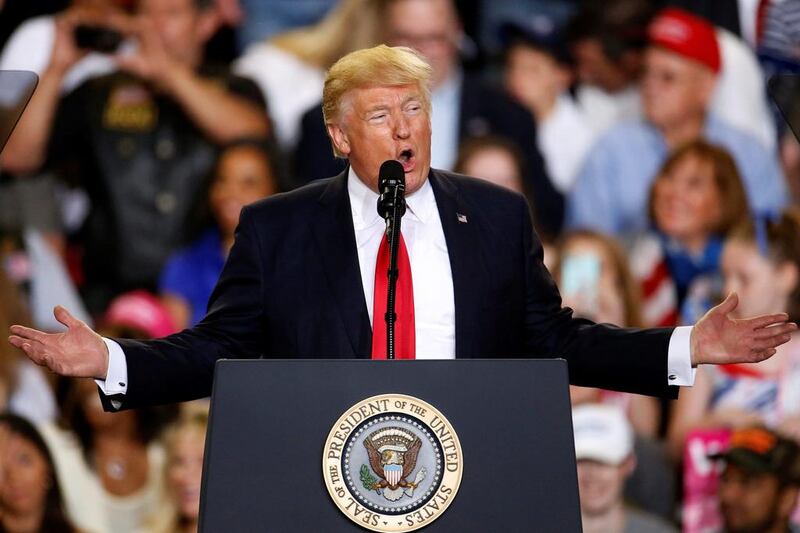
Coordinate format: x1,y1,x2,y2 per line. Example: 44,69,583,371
295,0,564,236
714,427,800,533
567,7,786,236
573,404,676,533
0,0,268,313
7,45,796,414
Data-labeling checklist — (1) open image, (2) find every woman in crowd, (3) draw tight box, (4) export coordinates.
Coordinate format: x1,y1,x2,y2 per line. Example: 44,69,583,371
0,413,77,533
37,291,177,533
146,408,208,533
629,140,750,327
233,0,383,150
159,139,279,330
554,230,659,436
668,208,800,458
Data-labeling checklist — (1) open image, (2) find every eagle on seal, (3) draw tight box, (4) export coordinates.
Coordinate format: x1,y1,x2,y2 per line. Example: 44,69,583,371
363,427,426,501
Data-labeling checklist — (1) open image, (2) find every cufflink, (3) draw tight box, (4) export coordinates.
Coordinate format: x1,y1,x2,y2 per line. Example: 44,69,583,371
668,374,677,381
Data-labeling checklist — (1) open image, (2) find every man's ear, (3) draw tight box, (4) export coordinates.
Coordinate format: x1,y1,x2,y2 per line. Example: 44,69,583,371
327,123,351,157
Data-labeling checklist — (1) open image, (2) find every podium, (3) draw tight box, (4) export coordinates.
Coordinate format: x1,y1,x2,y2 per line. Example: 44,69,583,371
199,359,582,532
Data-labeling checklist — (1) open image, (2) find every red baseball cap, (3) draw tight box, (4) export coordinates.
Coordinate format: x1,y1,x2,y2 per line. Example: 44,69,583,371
648,7,721,73
104,290,178,339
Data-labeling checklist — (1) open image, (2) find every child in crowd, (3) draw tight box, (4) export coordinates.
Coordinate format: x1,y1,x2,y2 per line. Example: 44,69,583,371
669,208,800,458
159,140,279,329
453,135,527,196
0,413,78,533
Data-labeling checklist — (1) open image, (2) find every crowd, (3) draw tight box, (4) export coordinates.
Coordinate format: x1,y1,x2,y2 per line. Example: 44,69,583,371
0,0,799,531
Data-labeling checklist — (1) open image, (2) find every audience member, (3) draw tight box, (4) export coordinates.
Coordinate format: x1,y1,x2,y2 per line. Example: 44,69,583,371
573,404,677,533
0,413,78,533
295,0,564,235
567,0,776,151
452,135,525,195
159,140,279,329
145,408,208,533
568,7,786,236
35,290,177,532
554,230,661,436
1,0,269,314
0,263,56,424
565,0,653,134
501,17,595,194
668,208,800,459
628,141,750,328
234,0,383,151
712,426,800,533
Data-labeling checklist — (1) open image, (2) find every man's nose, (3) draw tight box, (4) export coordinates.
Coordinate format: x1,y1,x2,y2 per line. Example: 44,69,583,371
393,114,410,139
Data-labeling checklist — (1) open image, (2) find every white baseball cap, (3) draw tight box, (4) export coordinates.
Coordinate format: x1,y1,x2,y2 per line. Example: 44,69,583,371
572,404,634,465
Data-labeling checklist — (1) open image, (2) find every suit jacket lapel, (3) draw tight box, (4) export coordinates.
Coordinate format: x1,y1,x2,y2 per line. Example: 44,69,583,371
313,169,372,357
429,170,486,358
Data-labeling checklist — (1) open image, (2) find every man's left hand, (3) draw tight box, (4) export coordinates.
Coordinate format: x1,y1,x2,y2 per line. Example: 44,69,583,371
690,292,797,366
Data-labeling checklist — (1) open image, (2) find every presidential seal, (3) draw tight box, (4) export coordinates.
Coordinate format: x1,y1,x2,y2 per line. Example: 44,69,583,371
323,394,463,532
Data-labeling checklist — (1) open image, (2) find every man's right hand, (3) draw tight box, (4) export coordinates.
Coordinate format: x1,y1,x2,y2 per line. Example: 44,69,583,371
8,306,109,380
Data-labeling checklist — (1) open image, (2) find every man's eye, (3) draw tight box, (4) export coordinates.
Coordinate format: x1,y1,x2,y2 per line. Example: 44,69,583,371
370,113,387,121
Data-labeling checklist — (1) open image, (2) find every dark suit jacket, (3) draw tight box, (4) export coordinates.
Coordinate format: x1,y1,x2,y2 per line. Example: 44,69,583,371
104,168,677,411
294,73,565,236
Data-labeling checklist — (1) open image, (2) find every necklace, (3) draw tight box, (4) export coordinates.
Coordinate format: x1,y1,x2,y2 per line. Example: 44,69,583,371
104,456,128,480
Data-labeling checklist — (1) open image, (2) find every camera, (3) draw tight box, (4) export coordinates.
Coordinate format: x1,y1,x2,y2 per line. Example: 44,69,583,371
74,24,123,53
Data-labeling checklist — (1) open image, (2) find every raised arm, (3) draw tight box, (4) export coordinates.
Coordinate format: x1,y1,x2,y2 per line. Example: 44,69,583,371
0,12,86,174
115,19,269,144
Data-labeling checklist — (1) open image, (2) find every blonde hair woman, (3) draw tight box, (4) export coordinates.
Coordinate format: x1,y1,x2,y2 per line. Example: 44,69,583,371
146,407,209,533
233,0,384,148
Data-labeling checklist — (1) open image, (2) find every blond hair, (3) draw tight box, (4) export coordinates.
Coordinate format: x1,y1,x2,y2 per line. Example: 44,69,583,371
322,45,433,156
270,0,385,70
146,408,209,533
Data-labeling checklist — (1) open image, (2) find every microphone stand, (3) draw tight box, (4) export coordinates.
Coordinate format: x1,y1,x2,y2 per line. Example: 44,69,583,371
384,184,404,360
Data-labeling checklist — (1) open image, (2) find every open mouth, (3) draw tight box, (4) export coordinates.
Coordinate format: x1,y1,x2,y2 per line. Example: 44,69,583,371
397,149,415,172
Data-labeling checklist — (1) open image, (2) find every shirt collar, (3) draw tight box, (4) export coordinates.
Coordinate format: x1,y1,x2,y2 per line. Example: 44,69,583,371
347,166,436,228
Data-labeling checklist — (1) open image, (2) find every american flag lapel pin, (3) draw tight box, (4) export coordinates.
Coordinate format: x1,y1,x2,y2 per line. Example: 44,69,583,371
457,213,468,223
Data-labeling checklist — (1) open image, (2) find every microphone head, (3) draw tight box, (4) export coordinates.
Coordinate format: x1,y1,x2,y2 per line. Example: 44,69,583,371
378,159,405,192
377,159,406,220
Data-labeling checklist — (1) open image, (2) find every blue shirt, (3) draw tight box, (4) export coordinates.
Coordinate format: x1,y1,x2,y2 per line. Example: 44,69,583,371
566,115,788,235
159,228,226,327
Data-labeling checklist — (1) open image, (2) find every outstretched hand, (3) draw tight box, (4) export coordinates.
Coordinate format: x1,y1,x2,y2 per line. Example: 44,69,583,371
691,292,797,366
8,306,109,380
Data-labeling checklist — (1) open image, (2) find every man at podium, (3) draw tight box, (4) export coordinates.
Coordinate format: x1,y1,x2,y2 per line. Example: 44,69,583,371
7,45,797,411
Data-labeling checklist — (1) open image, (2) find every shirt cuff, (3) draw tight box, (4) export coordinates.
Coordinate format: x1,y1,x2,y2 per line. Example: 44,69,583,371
94,338,128,398
667,325,696,386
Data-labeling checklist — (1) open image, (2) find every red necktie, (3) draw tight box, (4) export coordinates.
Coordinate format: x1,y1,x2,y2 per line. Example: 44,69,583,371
371,233,415,359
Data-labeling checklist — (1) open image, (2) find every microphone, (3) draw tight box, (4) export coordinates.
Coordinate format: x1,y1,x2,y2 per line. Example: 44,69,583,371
376,159,406,360
377,159,406,221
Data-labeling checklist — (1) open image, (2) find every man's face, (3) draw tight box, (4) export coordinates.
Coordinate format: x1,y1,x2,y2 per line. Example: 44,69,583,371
571,38,631,93
576,458,631,516
138,0,215,66
384,0,460,88
641,47,715,131
327,84,432,195
718,464,797,533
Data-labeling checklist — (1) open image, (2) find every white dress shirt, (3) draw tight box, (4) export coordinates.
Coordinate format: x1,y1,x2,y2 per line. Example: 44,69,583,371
98,170,696,399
